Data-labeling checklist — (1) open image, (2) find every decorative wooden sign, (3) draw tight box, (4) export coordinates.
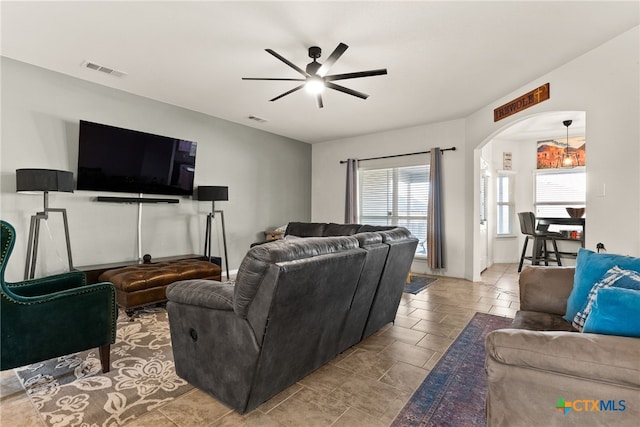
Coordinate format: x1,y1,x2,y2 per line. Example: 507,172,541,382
503,152,512,170
494,83,550,122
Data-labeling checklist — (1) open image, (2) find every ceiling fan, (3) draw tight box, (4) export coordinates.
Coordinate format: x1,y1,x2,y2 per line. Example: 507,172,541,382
242,43,387,108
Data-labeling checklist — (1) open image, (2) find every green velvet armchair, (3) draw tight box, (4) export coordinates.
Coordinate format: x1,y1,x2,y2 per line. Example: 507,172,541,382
1,220,117,373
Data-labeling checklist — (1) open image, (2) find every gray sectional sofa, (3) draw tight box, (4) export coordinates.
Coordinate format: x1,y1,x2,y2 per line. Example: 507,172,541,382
284,222,419,343
166,223,417,413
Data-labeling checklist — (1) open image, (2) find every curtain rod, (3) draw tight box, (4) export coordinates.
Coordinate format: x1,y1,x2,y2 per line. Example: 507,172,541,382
339,146,456,164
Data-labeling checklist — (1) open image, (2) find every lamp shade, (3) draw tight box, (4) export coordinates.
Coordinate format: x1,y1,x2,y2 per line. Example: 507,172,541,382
16,169,74,193
197,186,228,201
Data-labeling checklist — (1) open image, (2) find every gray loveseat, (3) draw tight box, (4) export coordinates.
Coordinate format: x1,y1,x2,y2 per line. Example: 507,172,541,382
485,266,640,426
167,225,417,413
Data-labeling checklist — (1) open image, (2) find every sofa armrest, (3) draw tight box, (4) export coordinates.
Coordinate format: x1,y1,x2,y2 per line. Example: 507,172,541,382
519,266,575,315
486,329,640,388
167,279,234,311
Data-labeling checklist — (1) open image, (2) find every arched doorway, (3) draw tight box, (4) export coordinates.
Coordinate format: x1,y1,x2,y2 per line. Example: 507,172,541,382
472,111,586,281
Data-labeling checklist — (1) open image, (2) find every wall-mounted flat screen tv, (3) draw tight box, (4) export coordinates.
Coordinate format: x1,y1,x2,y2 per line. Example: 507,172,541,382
77,120,197,196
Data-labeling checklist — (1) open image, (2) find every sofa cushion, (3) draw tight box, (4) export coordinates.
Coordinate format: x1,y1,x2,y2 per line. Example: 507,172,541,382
511,310,575,332
353,232,383,247
572,266,640,330
377,227,413,242
324,223,361,236
357,224,395,233
583,287,640,338
233,236,359,317
563,248,640,323
284,222,326,237
518,266,575,315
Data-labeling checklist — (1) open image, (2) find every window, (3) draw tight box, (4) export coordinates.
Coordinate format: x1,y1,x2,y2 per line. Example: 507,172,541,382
535,169,586,217
359,162,429,255
496,173,514,235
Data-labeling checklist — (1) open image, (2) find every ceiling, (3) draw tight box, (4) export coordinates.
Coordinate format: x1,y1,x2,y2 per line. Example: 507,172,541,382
1,1,638,144
494,110,586,142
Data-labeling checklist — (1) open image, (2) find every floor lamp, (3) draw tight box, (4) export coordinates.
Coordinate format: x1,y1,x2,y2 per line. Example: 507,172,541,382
16,168,74,279
197,186,229,280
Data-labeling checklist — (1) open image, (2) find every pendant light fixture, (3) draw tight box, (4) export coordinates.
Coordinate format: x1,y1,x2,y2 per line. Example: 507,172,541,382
560,120,578,168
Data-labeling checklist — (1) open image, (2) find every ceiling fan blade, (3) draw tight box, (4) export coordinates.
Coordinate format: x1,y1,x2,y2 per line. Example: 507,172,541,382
242,77,306,81
325,68,388,81
326,82,369,99
265,49,309,77
317,42,349,77
269,84,304,102
316,94,324,109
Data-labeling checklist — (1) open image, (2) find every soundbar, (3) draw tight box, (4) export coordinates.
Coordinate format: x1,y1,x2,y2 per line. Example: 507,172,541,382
96,196,179,204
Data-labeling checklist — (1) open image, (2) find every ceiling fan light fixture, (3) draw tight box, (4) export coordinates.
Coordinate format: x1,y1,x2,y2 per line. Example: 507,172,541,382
305,76,325,95
242,42,386,107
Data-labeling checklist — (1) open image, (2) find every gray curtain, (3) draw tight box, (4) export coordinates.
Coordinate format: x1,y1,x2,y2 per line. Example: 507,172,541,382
345,158,359,223
427,147,445,269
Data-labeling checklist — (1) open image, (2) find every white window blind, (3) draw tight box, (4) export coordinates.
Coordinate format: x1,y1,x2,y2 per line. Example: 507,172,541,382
535,169,586,217
359,163,429,255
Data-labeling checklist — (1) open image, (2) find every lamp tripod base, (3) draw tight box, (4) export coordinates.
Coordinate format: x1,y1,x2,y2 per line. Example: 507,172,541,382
204,210,229,280
24,207,74,279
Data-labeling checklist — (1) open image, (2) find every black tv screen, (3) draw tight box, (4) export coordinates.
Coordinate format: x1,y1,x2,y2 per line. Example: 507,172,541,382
77,120,197,196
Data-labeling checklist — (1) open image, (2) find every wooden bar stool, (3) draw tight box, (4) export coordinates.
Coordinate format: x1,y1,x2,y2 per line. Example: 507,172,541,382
517,212,562,272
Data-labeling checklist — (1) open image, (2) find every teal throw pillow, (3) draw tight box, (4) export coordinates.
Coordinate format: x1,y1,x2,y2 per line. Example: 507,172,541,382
572,266,640,331
583,287,640,338
564,249,640,322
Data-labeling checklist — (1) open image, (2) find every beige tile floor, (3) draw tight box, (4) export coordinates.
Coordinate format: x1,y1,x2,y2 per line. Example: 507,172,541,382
0,263,520,427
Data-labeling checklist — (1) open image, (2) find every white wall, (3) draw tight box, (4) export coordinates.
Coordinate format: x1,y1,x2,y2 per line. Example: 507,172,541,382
0,58,312,281
489,138,528,264
312,26,638,282
467,26,640,280
312,120,468,278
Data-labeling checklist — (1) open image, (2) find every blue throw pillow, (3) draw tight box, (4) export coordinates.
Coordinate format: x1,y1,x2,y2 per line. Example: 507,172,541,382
583,287,640,338
564,249,640,322
572,266,640,331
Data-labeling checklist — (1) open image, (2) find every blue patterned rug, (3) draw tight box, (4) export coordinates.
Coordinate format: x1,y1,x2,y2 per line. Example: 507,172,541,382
391,312,512,426
404,276,437,294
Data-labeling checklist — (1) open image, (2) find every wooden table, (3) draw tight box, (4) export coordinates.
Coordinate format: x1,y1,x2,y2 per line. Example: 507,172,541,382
537,217,585,258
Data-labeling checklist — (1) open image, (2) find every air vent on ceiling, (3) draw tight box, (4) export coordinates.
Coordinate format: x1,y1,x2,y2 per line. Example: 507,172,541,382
82,60,127,77
247,115,268,123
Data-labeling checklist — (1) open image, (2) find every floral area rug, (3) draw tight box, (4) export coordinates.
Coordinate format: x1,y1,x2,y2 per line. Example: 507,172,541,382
391,312,512,426
14,307,193,426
